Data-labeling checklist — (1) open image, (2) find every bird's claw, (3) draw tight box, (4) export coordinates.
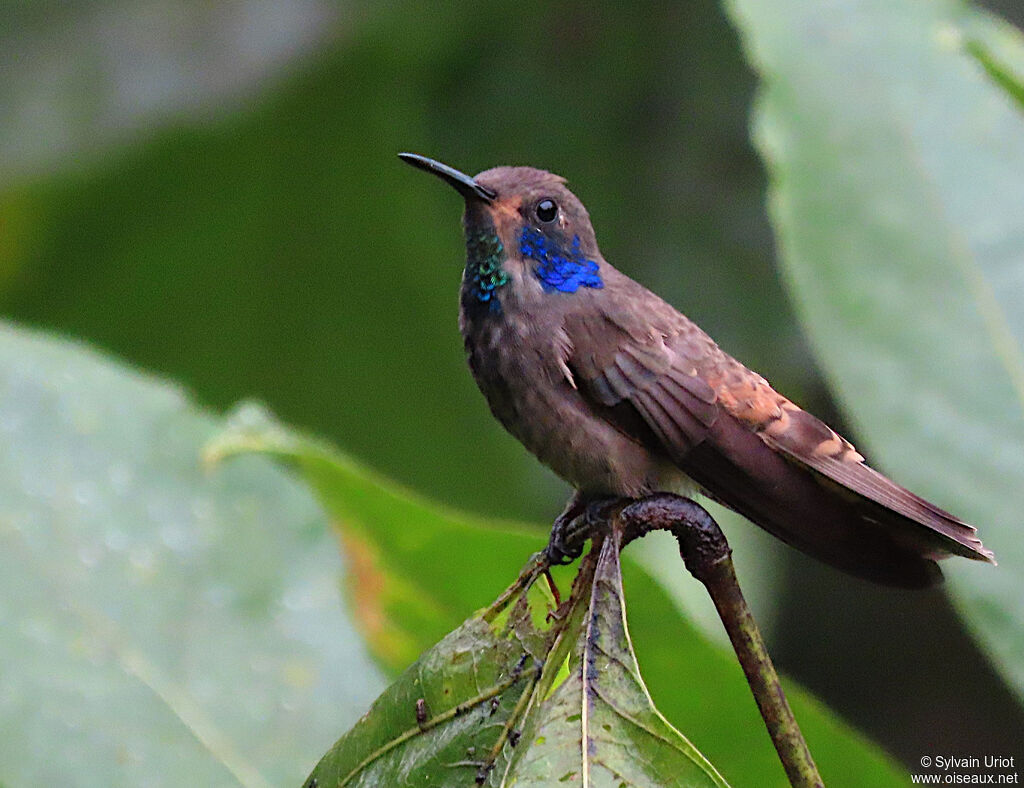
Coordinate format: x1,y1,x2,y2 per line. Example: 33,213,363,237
544,527,585,565
544,496,621,565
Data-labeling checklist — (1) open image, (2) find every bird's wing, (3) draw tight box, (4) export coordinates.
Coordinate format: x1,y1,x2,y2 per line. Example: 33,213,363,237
700,353,993,564
564,297,993,586
563,300,720,457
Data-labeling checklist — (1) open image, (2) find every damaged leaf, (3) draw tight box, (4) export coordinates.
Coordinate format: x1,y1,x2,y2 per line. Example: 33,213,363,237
506,532,727,787
304,536,727,787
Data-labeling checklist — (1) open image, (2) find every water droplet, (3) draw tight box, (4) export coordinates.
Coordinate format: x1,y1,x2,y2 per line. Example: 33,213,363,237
0,409,24,434
231,401,274,429
129,546,155,572
249,653,274,674
108,463,134,496
203,583,232,608
160,522,197,554
146,498,174,523
21,470,56,501
8,509,36,534
73,481,98,506
61,400,101,434
62,711,82,732
282,659,316,690
78,544,103,568
190,497,214,522
933,21,962,51
22,616,56,646
282,583,314,612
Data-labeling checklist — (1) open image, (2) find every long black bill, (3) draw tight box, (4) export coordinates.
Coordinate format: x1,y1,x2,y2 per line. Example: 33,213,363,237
398,153,496,202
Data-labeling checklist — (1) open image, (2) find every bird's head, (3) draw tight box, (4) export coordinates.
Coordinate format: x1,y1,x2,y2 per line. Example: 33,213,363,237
399,153,605,315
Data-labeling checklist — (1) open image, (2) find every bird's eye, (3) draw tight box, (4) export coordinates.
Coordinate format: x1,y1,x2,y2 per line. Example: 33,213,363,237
535,199,557,223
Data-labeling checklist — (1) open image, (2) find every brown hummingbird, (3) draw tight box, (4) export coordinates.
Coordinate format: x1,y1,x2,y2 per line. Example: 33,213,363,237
399,153,995,588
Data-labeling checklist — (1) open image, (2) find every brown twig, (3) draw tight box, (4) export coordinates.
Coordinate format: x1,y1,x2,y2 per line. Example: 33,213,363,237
606,493,824,788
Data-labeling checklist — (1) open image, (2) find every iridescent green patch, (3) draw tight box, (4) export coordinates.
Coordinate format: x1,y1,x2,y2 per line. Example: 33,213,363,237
465,230,509,313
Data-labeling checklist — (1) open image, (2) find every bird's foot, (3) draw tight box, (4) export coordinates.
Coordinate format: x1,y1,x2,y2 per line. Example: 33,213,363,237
544,494,621,565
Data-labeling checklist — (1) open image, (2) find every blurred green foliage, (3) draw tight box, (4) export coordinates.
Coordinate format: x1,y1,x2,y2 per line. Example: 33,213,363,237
2,0,1023,778
0,325,384,786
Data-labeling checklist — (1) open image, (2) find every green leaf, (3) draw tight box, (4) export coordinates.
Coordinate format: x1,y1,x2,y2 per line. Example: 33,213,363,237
303,535,727,788
206,402,543,675
0,323,384,785
725,0,1024,698
210,407,909,786
506,533,726,787
303,577,551,787
960,7,1024,110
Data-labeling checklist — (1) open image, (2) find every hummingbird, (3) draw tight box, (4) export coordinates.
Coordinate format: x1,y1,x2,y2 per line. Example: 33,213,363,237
398,153,995,588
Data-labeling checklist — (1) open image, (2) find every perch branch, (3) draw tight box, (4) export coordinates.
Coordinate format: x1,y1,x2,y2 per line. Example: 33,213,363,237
551,493,823,788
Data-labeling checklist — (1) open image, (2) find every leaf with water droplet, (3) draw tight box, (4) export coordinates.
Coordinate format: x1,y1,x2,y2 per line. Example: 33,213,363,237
208,409,909,786
0,324,383,785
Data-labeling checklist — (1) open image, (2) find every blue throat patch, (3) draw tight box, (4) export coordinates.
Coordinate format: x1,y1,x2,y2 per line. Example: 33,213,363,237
465,230,509,313
520,227,603,293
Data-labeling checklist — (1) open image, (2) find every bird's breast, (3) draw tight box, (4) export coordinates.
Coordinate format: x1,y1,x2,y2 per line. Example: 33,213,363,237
459,305,687,497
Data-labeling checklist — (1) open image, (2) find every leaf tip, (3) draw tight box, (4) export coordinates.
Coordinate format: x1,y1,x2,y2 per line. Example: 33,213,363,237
202,400,293,468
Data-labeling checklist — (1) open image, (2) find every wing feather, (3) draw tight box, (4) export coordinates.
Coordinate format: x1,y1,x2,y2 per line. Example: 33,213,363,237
759,411,992,562
563,302,994,586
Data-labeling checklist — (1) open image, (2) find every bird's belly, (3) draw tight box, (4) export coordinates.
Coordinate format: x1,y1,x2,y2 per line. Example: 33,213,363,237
464,321,693,498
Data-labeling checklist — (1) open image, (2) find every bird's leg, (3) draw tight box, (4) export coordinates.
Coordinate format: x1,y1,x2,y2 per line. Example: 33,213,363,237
545,491,621,565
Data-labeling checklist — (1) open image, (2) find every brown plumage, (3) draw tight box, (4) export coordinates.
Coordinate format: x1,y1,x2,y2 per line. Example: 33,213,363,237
400,154,995,588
